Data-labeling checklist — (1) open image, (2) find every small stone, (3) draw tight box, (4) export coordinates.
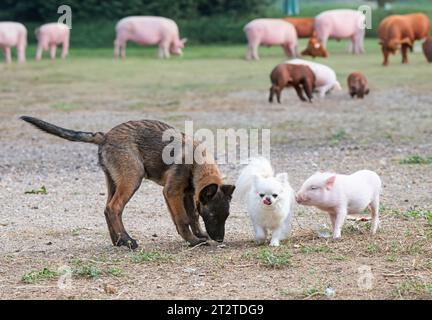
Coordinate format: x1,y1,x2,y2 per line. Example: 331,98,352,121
103,283,117,294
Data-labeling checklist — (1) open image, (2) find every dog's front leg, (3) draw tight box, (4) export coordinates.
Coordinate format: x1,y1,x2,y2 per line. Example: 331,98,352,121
163,189,205,246
184,193,209,240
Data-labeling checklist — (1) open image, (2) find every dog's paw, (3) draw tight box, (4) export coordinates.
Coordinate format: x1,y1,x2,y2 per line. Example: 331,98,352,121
269,240,280,247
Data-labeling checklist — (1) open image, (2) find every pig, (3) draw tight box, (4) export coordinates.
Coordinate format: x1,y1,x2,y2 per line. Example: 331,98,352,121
423,36,432,62
269,63,315,103
0,22,27,64
286,58,341,98
296,170,382,239
114,16,187,59
347,72,369,99
301,32,329,58
314,9,366,55
378,13,430,65
282,17,315,38
244,19,298,60
35,23,70,60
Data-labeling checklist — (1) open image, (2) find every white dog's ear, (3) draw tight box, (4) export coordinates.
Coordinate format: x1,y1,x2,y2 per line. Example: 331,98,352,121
276,172,288,184
252,174,261,187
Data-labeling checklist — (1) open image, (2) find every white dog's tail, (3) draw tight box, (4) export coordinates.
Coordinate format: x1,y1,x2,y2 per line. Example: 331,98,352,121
233,157,274,202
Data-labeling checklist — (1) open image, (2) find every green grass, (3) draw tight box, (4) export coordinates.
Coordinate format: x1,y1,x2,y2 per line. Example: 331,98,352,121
256,248,291,268
24,186,47,195
130,250,172,263
22,268,58,283
300,245,332,254
329,129,348,146
400,155,432,165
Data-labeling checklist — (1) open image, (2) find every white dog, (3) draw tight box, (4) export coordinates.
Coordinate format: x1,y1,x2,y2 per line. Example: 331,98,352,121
234,158,295,246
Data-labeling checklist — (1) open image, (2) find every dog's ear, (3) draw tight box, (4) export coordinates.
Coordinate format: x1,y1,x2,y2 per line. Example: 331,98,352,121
199,184,218,204
221,184,235,198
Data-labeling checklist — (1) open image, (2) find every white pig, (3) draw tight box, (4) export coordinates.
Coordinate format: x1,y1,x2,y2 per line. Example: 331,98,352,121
0,22,27,64
296,170,382,239
286,58,341,98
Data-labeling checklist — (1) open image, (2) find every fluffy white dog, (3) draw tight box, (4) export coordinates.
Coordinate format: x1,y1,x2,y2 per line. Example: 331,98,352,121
234,158,295,246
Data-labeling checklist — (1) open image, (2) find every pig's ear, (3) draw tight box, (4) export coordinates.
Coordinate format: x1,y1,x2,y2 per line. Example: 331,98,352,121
181,38,188,44
276,173,288,184
325,176,336,189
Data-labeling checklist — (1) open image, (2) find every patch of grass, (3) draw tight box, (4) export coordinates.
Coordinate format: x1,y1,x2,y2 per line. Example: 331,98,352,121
395,280,432,298
367,243,380,254
300,245,332,254
24,186,47,195
256,248,291,268
51,103,79,111
130,250,172,263
22,268,58,284
392,206,432,223
399,155,432,165
71,260,123,279
329,129,347,146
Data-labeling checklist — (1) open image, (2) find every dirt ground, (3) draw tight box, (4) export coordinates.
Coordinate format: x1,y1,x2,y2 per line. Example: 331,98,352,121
0,43,431,300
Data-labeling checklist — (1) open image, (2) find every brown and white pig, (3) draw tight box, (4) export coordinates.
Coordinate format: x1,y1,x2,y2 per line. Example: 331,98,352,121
114,16,187,59
0,22,27,64
314,9,366,55
301,32,329,58
286,59,341,98
244,19,298,60
296,170,382,239
347,72,369,99
269,63,315,103
35,23,70,60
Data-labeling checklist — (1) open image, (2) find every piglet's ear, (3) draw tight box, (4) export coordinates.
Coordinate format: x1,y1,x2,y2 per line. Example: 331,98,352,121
326,176,336,189
221,184,235,198
199,184,218,204
181,38,188,44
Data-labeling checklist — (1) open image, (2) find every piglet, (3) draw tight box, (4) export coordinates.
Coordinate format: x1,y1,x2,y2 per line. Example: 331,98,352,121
269,63,315,103
347,72,369,99
296,170,382,239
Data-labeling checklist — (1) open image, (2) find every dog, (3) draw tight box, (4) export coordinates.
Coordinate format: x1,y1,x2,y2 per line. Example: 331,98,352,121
233,158,295,246
20,116,235,249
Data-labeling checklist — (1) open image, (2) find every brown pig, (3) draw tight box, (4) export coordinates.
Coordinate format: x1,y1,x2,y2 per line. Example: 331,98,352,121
269,63,315,103
347,72,369,99
423,36,432,63
301,32,328,58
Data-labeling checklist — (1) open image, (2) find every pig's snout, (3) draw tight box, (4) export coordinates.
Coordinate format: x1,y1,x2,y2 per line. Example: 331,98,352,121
295,193,305,204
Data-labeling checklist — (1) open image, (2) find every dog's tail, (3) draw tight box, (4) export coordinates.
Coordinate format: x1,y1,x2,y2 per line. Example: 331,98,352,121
233,157,274,203
20,116,105,145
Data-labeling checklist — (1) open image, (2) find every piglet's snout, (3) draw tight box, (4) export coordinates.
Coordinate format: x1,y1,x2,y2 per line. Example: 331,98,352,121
295,193,304,203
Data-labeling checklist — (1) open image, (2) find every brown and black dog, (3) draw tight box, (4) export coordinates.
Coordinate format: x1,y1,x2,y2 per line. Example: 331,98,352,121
269,63,315,103
347,72,369,99
20,117,235,249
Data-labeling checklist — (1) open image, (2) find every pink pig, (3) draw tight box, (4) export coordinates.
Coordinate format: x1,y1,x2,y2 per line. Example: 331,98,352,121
244,19,298,60
114,16,187,59
286,59,341,98
315,9,366,54
35,23,70,60
0,22,27,64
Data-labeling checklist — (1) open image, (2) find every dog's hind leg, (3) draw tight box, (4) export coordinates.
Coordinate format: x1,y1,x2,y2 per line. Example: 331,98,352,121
184,193,208,240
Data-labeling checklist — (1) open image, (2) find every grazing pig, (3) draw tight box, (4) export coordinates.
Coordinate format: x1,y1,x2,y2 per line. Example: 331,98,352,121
244,19,298,60
269,63,315,103
314,9,365,54
0,22,27,64
301,32,329,58
378,13,430,65
347,72,369,99
282,17,315,38
35,23,70,60
114,16,187,59
286,59,341,98
296,170,382,239
423,36,432,62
